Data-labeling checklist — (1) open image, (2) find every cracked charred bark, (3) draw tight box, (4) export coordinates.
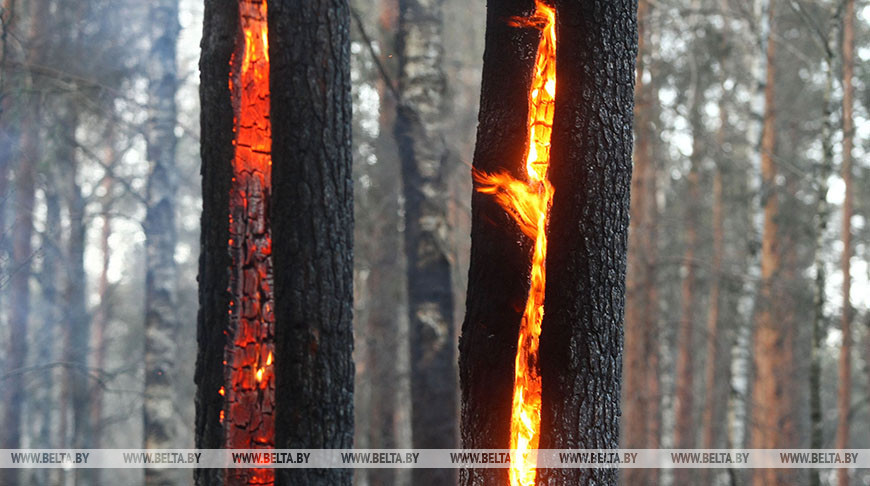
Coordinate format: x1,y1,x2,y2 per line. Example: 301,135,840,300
195,1,236,484
459,1,635,486
395,0,458,483
144,3,181,486
270,1,354,485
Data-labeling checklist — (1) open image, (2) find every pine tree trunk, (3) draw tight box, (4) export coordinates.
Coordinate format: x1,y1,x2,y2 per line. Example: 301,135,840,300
751,2,796,484
394,0,458,482
623,4,661,483
195,3,236,485
269,2,354,485
835,2,854,486
674,72,702,457
144,3,181,485
459,1,546,483
537,2,635,485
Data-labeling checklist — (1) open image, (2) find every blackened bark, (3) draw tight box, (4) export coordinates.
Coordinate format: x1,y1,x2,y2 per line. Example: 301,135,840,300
459,0,540,484
536,1,636,486
395,1,458,481
144,4,181,485
195,1,236,485
269,1,354,485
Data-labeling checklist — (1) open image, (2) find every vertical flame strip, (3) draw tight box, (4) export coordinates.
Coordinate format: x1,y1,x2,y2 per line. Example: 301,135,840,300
473,2,556,486
226,1,274,484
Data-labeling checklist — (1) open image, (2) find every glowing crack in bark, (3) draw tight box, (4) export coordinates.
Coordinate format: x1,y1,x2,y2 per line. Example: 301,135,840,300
472,2,555,485
224,0,274,484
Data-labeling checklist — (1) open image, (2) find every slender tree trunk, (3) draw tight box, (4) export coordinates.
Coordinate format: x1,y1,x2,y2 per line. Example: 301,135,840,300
1,93,37,486
835,3,854,486
623,4,661,484
92,187,111,450
394,0,458,482
270,1,354,485
810,18,835,486
674,70,703,456
751,2,795,484
144,3,181,485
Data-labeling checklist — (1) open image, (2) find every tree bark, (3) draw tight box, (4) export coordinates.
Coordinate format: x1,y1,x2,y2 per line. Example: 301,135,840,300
835,2,854,486
394,0,458,482
270,1,355,485
1,87,37,486
459,1,542,483
144,4,181,486
195,2,236,485
623,5,661,483
536,2,635,485
751,2,796,484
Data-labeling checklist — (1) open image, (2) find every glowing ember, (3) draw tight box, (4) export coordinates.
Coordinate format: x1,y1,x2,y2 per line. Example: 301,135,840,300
473,2,556,485
225,0,274,484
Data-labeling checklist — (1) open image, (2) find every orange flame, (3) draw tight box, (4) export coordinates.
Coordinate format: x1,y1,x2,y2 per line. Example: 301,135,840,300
225,0,274,484
473,2,556,485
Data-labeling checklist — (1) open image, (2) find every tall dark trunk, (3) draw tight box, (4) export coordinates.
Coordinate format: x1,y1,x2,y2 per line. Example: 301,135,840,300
537,1,635,485
459,1,635,486
394,0,458,482
195,2,235,485
144,3,181,485
270,1,354,485
459,1,545,483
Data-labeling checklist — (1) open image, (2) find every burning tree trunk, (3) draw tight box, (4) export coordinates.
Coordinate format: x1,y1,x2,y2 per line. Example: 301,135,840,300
395,0,458,483
835,2,855,486
751,2,796,484
460,1,635,485
623,2,661,483
144,2,181,484
197,1,353,485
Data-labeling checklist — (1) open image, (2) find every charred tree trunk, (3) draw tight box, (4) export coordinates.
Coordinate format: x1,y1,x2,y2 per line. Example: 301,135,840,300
623,4,661,483
460,3,635,485
144,3,181,485
195,1,354,485
459,0,545,483
195,2,235,485
537,2,635,485
835,2,854,486
270,1,354,485
751,2,796,484
394,0,458,483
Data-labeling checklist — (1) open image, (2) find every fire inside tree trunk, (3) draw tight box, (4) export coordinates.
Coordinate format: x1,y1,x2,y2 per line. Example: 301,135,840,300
197,1,353,485
460,1,635,486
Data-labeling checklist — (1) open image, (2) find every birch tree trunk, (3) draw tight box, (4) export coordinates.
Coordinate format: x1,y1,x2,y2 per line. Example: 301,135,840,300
144,3,181,486
395,1,458,484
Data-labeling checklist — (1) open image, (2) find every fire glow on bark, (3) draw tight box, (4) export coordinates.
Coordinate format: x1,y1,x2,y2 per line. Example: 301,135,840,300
224,0,274,484
473,2,556,485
